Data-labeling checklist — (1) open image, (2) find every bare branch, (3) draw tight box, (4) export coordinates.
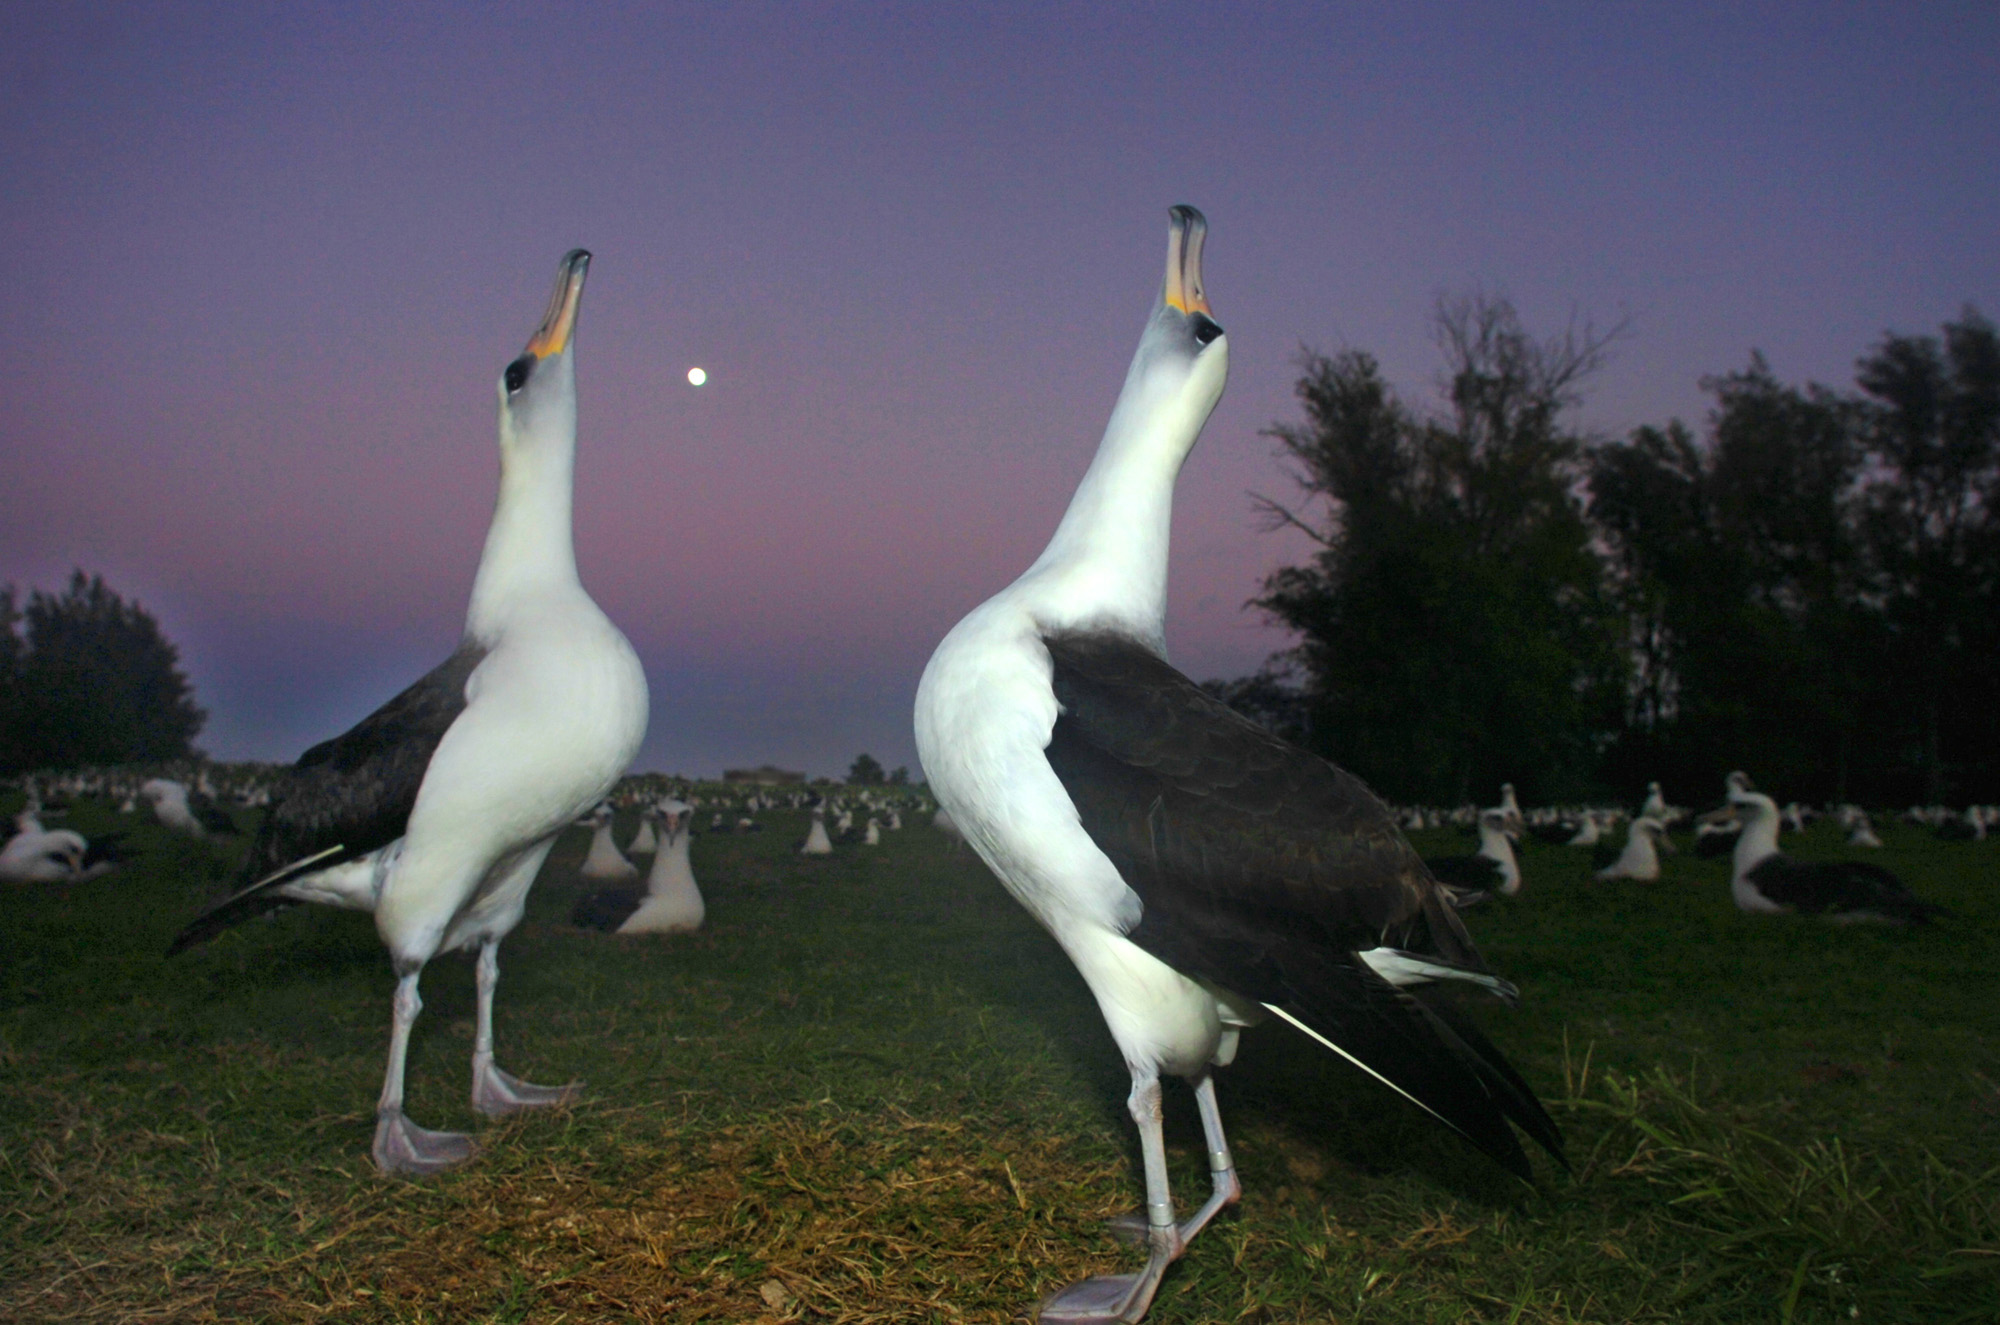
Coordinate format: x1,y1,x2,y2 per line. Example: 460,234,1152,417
1248,491,1335,546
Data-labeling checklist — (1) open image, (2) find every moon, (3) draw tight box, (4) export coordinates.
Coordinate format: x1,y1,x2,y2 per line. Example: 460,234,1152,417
687,367,707,386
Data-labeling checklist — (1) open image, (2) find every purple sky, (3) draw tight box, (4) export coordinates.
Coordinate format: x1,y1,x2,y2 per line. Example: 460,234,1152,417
4,3,1995,778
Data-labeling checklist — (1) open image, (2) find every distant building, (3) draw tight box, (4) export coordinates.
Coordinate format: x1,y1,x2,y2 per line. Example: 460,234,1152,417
723,764,806,785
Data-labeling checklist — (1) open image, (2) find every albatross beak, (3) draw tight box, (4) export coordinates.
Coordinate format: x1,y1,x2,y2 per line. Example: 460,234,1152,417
524,249,591,359
1163,205,1212,315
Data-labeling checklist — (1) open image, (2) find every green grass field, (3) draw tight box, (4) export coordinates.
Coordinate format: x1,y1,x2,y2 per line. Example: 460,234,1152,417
3,794,1995,1323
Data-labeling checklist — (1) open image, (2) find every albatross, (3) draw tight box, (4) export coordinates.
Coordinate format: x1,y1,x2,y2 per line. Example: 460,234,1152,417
1727,787,1943,924
914,207,1562,1324
167,250,649,1175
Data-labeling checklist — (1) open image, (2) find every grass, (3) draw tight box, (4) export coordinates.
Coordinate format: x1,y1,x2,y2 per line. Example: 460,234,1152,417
2,792,1995,1323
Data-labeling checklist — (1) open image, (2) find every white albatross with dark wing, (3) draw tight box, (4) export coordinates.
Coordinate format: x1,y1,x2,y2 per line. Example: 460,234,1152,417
914,208,1563,1325
168,250,649,1175
1727,787,1943,924
571,800,703,934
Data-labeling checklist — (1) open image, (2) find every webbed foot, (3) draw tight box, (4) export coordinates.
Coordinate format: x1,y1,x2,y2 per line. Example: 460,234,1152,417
472,1054,580,1117
1037,1270,1161,1324
372,1108,476,1176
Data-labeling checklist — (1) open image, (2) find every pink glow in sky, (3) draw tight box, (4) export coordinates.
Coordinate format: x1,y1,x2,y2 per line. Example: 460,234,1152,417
4,4,1995,777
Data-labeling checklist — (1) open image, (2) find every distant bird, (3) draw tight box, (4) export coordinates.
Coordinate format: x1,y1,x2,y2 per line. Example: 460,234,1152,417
799,804,833,855
1728,789,1943,923
626,813,658,855
167,250,648,1175
579,804,640,880
572,801,703,934
1935,806,1987,841
1639,781,1671,823
1422,809,1522,902
1594,817,1667,881
915,207,1561,1324
930,806,962,840
0,827,125,883
1494,783,1525,835
1836,805,1883,849
140,778,238,837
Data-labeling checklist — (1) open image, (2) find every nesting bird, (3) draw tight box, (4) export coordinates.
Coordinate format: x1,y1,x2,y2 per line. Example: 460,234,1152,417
1593,817,1668,881
0,826,123,883
915,208,1561,1324
1728,787,1943,923
572,800,703,934
167,250,649,1175
1422,808,1523,902
800,804,833,855
140,778,238,837
579,804,640,880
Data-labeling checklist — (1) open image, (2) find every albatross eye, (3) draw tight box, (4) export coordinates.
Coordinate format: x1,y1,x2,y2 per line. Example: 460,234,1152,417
504,357,533,393
1191,313,1223,346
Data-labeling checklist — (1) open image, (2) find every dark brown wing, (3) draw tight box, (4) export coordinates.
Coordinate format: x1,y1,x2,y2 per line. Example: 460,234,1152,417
1042,631,1563,1176
1042,631,1477,970
167,643,485,954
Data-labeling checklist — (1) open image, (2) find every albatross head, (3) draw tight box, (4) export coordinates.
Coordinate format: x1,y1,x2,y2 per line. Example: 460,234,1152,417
1105,205,1229,464
498,249,590,459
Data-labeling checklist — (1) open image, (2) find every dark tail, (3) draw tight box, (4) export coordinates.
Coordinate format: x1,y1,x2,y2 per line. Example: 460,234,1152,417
166,845,343,957
1269,946,1566,1181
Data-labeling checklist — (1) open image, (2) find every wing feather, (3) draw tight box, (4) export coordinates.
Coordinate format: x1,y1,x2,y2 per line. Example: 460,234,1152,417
1042,631,1563,1172
167,643,484,955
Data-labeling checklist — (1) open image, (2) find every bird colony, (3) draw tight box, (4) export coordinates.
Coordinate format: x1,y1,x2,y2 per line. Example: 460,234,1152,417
3,215,1979,1323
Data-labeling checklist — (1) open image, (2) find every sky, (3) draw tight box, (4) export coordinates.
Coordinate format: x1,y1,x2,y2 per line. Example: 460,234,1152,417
3,2,1995,779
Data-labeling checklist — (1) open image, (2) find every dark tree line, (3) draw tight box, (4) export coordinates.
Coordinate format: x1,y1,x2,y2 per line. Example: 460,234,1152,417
1234,297,1998,807
0,571,205,774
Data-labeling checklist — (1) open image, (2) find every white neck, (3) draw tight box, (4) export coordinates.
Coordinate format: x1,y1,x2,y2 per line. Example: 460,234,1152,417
466,391,579,639
1731,802,1782,877
1014,332,1223,650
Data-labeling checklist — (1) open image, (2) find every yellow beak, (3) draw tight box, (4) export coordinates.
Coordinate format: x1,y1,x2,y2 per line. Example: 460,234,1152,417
1163,206,1212,316
524,249,591,359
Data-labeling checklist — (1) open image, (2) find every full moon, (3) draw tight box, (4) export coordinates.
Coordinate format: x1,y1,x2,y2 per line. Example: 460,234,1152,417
687,367,707,386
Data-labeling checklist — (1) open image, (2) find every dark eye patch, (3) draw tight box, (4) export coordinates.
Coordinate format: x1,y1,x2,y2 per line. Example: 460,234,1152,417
1191,314,1224,346
504,356,533,393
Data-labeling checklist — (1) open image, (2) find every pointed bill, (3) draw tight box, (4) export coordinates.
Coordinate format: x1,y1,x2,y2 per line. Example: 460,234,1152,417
524,249,591,359
1163,205,1212,315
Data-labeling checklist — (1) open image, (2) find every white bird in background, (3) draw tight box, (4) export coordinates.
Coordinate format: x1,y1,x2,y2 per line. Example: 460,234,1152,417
572,800,704,934
1837,804,1884,848
1594,816,1668,881
800,804,833,855
169,250,649,1176
623,800,704,933
1728,787,1943,923
580,804,640,880
0,827,124,884
915,208,1561,1324
626,811,658,855
140,778,238,837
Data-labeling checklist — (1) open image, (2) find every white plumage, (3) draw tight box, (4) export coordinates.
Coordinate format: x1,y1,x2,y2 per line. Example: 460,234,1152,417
170,251,648,1175
617,800,704,934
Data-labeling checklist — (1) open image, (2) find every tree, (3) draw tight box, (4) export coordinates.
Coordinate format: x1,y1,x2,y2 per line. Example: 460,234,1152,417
1250,295,1627,803
1852,308,2000,800
887,765,910,786
1588,361,1870,800
0,571,206,772
846,752,886,785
